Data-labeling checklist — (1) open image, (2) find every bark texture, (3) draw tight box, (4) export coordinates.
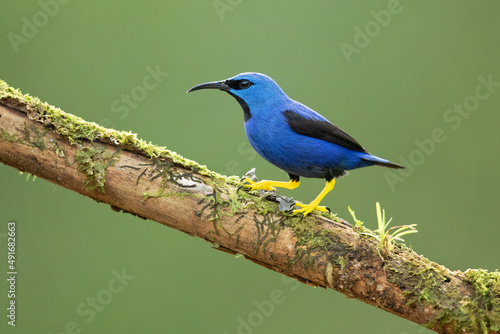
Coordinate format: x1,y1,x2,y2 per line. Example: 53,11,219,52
1,79,499,334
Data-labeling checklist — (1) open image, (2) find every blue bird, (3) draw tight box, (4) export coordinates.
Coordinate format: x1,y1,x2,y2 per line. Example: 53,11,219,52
187,72,403,216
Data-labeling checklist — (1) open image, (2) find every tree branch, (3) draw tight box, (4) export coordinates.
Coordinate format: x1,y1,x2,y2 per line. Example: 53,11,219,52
0,79,499,334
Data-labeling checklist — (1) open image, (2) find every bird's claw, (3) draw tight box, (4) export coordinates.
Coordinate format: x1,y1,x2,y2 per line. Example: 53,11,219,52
239,176,253,183
237,177,255,192
292,202,329,217
240,177,255,185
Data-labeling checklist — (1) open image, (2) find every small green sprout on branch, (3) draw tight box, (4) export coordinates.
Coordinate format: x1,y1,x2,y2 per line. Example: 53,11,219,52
358,202,418,259
348,205,364,228
20,171,37,182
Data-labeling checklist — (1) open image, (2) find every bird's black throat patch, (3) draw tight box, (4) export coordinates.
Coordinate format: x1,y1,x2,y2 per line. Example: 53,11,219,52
228,91,252,121
283,110,366,152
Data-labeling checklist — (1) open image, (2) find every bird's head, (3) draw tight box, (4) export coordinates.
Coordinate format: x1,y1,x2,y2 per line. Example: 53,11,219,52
187,72,288,120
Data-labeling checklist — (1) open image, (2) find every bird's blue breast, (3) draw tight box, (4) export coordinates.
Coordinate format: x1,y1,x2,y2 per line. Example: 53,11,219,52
244,104,374,179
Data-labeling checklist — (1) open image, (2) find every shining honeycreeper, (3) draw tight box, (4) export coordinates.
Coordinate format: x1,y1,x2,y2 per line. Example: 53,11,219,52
187,72,403,216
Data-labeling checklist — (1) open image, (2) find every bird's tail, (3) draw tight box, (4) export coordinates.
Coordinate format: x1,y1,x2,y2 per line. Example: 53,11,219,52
373,160,404,169
362,156,404,169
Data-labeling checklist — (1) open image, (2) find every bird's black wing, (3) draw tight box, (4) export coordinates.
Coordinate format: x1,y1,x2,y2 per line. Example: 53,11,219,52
283,110,367,153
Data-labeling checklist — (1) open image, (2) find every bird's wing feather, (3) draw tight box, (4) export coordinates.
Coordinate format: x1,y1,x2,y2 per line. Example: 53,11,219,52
283,110,367,152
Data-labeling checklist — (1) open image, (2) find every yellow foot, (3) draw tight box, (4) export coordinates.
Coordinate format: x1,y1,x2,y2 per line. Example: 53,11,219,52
291,178,335,216
238,178,300,192
239,178,275,191
293,202,330,216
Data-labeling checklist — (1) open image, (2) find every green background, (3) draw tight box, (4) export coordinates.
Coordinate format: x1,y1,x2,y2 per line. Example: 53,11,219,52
1,1,500,333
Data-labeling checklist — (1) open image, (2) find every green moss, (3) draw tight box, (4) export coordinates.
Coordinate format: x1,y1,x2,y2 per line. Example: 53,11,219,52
227,187,244,214
74,145,120,192
23,122,48,150
338,256,347,272
0,79,233,183
385,255,444,305
0,129,19,142
384,252,500,333
385,254,448,303
287,216,354,271
1,123,48,151
51,140,66,159
143,191,202,201
459,269,500,332
0,78,247,198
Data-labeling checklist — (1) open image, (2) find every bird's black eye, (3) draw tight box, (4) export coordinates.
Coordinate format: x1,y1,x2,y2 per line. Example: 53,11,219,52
225,79,253,90
239,80,252,89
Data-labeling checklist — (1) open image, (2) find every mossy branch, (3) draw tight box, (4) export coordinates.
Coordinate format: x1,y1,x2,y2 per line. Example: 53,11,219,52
0,79,499,334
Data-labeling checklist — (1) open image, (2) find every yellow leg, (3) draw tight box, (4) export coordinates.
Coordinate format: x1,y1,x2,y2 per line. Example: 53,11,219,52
293,179,336,216
241,178,300,191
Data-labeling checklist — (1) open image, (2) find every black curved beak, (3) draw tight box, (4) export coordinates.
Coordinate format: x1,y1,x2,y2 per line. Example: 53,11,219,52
186,80,230,93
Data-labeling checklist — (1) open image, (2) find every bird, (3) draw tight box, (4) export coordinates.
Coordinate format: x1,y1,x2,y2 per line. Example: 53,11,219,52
187,72,403,216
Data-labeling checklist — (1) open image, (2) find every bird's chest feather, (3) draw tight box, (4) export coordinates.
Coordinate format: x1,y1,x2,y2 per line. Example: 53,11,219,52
244,112,300,167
